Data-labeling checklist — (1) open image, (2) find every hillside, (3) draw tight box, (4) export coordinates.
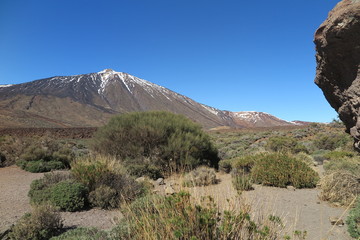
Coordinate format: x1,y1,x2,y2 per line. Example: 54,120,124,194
0,69,302,128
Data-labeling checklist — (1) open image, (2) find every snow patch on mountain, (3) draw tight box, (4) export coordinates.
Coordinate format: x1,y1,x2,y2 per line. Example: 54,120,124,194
0,84,13,88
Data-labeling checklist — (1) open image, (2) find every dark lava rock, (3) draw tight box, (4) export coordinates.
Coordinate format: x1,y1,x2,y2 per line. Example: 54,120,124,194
314,0,360,149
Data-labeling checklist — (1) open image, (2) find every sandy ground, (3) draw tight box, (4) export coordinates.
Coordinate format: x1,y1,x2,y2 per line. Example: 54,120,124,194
0,166,118,234
163,172,352,240
0,165,352,240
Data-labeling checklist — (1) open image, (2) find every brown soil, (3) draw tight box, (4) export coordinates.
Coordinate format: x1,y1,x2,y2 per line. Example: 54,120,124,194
0,166,117,235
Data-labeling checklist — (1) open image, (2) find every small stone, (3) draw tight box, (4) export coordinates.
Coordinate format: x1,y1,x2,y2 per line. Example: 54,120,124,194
317,201,321,204
313,161,318,166
155,178,165,185
287,186,296,191
165,186,175,195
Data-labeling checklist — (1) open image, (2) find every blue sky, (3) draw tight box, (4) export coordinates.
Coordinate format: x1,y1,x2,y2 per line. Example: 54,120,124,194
0,0,340,122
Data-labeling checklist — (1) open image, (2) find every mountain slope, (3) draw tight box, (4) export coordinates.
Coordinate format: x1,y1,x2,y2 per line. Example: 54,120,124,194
0,69,300,128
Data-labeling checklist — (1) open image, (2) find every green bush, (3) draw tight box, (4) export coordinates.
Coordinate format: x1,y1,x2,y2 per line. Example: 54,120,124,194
346,197,360,238
50,180,88,212
183,166,217,187
113,192,283,240
18,160,65,173
251,153,319,188
232,155,258,174
91,111,219,175
50,227,109,240
323,157,360,176
28,172,72,205
8,205,63,240
89,185,118,209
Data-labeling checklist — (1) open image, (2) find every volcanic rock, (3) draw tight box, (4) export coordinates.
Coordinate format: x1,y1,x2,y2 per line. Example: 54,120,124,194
314,0,360,149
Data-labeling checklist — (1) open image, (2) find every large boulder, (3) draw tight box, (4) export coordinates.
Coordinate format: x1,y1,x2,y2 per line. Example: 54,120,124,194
314,0,360,149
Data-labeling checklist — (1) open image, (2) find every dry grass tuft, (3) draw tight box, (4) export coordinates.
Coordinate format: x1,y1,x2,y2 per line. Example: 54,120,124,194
319,171,360,206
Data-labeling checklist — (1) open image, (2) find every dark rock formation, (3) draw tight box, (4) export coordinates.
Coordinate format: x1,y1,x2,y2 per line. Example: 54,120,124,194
314,0,360,149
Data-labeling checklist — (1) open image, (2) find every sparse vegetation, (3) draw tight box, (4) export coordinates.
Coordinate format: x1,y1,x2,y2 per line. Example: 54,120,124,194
71,155,147,209
112,191,284,240
183,166,217,187
50,227,110,240
8,205,63,240
319,171,360,206
91,111,219,176
346,197,360,239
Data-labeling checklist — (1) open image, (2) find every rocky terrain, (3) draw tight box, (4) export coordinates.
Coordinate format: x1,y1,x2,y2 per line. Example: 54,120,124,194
314,0,360,149
0,69,302,129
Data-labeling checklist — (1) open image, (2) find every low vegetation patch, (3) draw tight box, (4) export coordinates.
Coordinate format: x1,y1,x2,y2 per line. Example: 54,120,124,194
71,155,147,209
319,171,360,206
50,227,109,240
231,169,253,192
183,166,217,187
91,111,219,177
251,153,319,188
112,192,284,240
346,197,360,239
8,205,63,240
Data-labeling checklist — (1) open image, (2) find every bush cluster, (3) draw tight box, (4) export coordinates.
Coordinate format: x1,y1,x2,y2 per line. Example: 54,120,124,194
28,172,88,212
71,156,147,209
251,153,319,188
8,205,63,240
91,111,219,177
314,133,351,150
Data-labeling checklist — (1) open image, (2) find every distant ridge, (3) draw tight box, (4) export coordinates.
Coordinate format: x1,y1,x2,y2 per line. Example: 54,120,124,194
0,69,304,128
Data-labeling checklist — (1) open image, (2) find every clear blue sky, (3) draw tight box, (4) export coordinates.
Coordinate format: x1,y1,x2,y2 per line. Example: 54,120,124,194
0,0,340,122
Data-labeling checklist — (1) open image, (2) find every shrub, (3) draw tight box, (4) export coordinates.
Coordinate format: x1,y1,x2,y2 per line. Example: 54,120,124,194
50,180,88,212
231,170,253,192
218,159,232,173
232,155,257,174
183,166,217,187
18,160,65,173
91,111,219,175
346,197,360,239
71,155,146,208
8,205,63,240
50,227,109,240
319,171,360,206
28,172,72,205
113,192,284,240
251,153,319,188
4,136,74,172
89,185,118,209
126,162,163,179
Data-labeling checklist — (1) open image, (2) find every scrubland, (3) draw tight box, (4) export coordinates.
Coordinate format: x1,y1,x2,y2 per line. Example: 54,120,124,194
0,113,359,239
